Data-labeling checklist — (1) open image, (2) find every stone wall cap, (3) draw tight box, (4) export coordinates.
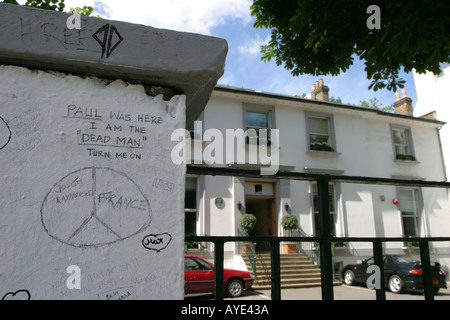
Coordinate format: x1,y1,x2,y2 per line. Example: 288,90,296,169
0,3,228,128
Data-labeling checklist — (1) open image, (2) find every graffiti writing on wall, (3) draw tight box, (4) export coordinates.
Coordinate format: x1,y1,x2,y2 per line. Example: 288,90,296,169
20,18,124,59
0,116,11,150
64,105,164,161
2,289,31,300
98,286,135,300
41,167,152,248
92,24,124,59
142,233,172,252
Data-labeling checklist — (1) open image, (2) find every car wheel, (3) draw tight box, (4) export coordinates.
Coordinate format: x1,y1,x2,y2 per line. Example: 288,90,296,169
225,279,244,298
343,270,356,286
388,275,404,293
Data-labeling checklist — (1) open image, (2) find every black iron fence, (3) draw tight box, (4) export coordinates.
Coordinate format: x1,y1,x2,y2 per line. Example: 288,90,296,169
185,165,450,300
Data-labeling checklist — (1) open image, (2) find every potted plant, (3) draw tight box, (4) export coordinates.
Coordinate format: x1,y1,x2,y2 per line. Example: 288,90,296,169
310,141,334,152
240,213,257,233
396,153,416,161
310,137,334,152
184,241,204,255
281,214,298,254
239,213,257,254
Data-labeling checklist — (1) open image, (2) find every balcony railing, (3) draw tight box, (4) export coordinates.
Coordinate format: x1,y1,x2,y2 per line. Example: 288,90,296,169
185,165,450,300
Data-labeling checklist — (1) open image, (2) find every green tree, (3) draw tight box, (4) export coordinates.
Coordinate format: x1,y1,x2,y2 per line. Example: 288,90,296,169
70,4,101,18
1,0,99,17
359,97,394,113
251,0,450,92
2,0,65,11
329,96,342,104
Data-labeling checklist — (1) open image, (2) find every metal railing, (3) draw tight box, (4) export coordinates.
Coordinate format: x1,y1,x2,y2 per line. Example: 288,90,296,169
292,228,320,265
185,165,450,300
238,228,257,281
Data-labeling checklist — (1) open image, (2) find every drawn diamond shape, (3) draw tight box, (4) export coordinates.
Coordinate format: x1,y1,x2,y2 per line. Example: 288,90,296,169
92,24,124,58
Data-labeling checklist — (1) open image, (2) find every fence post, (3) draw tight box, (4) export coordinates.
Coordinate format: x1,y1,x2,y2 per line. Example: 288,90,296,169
317,178,334,300
270,239,281,300
372,241,386,300
419,241,434,300
214,240,225,300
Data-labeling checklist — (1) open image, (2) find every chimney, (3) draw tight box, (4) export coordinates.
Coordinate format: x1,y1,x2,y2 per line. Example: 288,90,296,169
311,79,329,101
394,89,413,116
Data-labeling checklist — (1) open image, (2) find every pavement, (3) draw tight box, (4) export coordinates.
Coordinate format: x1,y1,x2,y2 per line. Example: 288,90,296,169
186,282,450,301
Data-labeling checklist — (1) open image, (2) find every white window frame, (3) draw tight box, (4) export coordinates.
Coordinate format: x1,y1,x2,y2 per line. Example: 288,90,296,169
185,176,199,236
390,124,416,160
397,187,422,239
305,112,337,152
311,182,338,236
243,104,275,145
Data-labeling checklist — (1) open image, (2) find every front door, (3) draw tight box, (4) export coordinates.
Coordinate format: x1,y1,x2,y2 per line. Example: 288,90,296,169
245,181,276,251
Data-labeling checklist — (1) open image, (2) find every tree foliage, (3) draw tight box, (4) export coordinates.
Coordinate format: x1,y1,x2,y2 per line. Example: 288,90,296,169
251,0,450,92
2,0,98,17
3,0,65,11
70,4,101,18
359,97,393,113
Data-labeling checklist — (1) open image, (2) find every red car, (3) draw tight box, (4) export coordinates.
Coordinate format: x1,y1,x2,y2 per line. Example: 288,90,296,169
184,254,254,297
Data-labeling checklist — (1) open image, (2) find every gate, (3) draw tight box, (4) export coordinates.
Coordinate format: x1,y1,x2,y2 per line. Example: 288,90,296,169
185,165,450,300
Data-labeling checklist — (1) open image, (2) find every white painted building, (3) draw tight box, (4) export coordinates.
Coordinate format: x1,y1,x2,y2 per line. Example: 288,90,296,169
184,80,450,273
413,63,450,181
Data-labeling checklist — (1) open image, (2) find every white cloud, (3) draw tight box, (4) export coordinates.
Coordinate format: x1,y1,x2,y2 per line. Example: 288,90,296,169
63,0,252,35
237,34,270,55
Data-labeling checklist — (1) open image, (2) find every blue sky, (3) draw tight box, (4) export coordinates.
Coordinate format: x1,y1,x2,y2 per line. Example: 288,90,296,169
62,0,417,109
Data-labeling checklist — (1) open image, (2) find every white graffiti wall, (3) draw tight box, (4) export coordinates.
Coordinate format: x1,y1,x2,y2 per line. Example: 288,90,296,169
0,65,186,299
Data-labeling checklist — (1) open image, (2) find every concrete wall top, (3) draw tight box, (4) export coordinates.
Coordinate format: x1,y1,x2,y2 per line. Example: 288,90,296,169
0,3,228,128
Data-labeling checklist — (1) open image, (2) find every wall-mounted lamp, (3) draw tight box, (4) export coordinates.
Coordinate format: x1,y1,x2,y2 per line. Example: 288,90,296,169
284,203,290,213
393,198,399,205
237,201,243,211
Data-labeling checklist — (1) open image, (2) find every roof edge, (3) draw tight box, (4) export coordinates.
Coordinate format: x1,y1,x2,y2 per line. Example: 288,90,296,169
214,85,446,126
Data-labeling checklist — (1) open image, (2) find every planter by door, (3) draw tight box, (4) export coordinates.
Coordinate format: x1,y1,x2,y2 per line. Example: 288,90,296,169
281,242,297,254
241,243,257,254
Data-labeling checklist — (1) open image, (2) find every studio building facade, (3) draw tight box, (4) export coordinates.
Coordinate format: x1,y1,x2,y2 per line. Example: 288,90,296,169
183,80,450,274
413,63,450,181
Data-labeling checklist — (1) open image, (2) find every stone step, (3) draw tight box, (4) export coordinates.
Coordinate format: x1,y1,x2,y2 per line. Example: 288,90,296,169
252,280,341,290
251,270,322,281
242,252,338,289
243,252,310,259
251,268,320,274
255,277,322,285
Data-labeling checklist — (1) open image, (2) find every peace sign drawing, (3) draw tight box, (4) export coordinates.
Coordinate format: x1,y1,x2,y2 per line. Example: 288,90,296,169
0,116,11,151
41,167,152,248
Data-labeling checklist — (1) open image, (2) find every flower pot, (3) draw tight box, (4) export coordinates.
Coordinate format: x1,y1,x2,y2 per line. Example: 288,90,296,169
241,243,256,254
281,242,297,254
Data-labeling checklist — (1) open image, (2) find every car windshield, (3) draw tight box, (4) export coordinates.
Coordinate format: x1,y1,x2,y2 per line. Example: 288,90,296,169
390,255,420,264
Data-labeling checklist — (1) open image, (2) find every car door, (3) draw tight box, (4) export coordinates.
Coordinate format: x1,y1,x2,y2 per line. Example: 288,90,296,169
382,255,396,278
185,256,215,292
353,257,375,283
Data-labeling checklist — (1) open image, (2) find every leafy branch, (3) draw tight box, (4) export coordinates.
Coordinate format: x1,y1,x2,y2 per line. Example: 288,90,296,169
1,0,100,17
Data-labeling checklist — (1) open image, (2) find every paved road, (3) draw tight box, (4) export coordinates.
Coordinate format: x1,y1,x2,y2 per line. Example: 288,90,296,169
239,283,450,300
238,285,450,300
186,282,450,300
